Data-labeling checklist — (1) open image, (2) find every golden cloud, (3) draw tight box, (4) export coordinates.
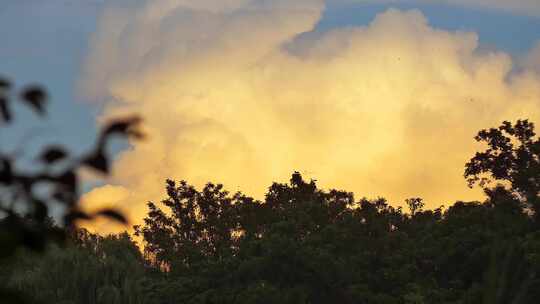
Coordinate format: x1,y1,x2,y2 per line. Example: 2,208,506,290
80,0,540,234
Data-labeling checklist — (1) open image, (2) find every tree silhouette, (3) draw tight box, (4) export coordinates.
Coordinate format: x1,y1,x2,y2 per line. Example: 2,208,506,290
465,119,540,220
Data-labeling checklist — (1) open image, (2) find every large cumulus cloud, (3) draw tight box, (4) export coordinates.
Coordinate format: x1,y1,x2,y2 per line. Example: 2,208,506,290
79,0,540,233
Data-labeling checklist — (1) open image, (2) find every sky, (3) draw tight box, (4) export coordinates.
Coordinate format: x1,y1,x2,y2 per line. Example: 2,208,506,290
1,0,540,233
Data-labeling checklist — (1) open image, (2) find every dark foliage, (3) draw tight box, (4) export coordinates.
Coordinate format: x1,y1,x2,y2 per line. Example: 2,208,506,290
10,156,539,304
126,171,537,304
465,120,540,221
0,77,142,303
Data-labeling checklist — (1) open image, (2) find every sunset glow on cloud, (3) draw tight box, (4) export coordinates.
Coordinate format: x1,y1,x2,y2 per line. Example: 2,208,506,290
79,0,540,233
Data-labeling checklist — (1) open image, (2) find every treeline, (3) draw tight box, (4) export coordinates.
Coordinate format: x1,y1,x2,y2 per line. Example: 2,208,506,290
2,174,540,304
1,120,540,304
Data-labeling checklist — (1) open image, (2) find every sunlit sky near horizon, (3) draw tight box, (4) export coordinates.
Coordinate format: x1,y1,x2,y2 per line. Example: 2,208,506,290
2,0,540,233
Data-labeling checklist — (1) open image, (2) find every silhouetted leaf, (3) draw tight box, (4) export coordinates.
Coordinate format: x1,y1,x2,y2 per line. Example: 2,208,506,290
20,85,47,115
33,199,48,222
52,187,76,206
0,157,13,184
102,116,142,137
57,170,77,192
0,77,10,90
97,116,144,149
82,150,109,174
0,97,11,122
39,146,68,164
64,210,92,226
96,209,127,224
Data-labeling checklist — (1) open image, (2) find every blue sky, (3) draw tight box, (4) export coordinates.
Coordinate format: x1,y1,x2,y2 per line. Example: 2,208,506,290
1,0,539,154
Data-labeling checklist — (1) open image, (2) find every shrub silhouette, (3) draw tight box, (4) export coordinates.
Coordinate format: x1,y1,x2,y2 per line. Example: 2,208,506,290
0,77,142,303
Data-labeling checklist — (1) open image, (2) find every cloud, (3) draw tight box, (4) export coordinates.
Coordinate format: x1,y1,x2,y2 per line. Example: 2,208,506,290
79,185,131,233
523,42,540,72
80,0,540,234
341,0,540,17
